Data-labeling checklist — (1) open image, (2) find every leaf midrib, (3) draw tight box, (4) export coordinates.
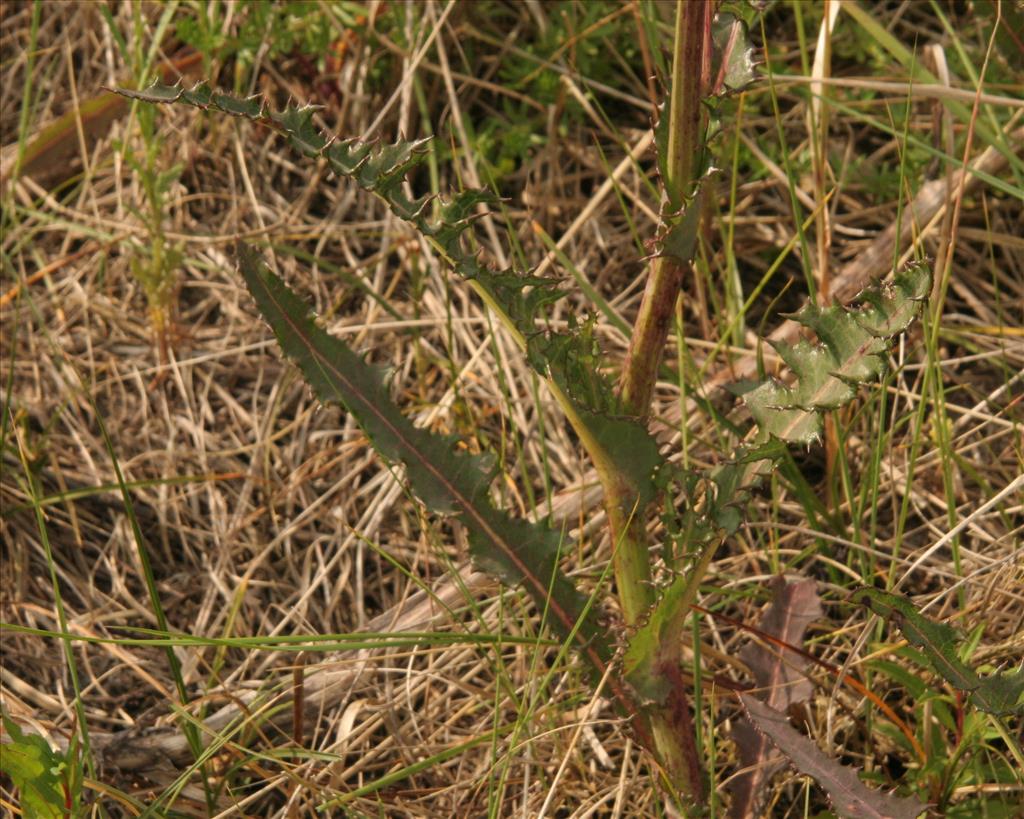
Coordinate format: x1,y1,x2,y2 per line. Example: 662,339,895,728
242,250,612,677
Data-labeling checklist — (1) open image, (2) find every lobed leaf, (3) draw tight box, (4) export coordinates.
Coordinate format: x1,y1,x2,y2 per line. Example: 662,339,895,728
678,261,931,541
743,262,929,446
114,80,662,520
649,261,930,571
626,264,929,749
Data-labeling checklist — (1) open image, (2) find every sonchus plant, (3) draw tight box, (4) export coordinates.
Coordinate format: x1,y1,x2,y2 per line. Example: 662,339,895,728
116,4,931,810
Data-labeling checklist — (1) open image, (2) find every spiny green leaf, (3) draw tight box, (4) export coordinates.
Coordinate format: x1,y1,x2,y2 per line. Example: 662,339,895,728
657,266,928,550
744,261,929,446
469,267,661,509
114,81,663,517
852,587,1022,714
236,245,613,678
631,265,930,705
851,587,981,692
527,316,662,507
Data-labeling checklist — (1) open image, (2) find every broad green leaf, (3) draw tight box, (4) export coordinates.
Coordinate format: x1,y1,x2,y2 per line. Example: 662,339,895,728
0,713,73,819
113,81,662,525
236,245,613,678
852,587,1022,715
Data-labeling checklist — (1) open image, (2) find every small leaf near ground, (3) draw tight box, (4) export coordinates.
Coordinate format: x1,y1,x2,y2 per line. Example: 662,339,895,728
0,713,78,819
729,576,821,819
711,10,757,94
970,668,1024,716
739,694,927,819
853,587,1024,715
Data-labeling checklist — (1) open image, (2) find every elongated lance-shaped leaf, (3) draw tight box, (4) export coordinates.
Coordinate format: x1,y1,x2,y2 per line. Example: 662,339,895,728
852,587,1024,715
113,81,662,513
729,578,822,819
236,245,616,680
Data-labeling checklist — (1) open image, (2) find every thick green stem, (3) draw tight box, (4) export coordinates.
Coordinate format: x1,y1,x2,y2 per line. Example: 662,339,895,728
609,0,712,803
609,0,710,628
606,506,654,626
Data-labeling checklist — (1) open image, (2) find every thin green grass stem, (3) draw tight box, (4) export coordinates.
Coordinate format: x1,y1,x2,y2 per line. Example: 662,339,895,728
20,463,96,780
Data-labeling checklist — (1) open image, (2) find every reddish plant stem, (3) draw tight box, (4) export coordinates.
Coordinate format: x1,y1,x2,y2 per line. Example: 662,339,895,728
619,0,711,419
